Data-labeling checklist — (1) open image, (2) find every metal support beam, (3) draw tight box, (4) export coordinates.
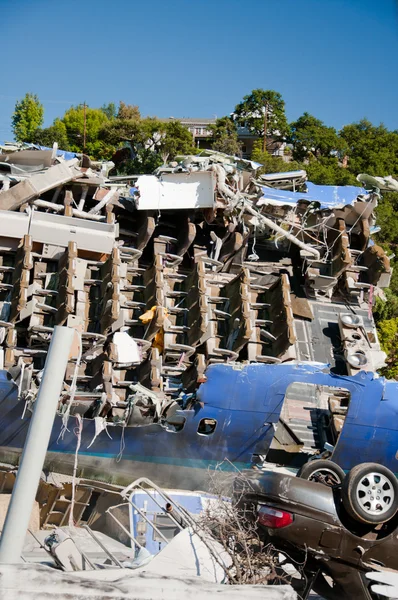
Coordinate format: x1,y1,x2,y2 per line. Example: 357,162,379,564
0,326,74,563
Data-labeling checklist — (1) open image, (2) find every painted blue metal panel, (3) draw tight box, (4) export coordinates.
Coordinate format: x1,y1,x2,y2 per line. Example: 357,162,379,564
129,490,212,554
0,363,398,484
37,145,77,161
260,182,367,209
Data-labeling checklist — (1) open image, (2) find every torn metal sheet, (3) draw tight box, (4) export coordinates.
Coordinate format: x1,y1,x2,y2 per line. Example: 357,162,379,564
358,173,398,193
36,144,77,161
258,181,369,209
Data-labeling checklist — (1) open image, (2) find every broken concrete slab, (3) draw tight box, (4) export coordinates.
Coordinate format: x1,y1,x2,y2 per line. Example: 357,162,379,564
138,527,231,583
29,211,116,254
0,563,298,600
0,149,54,170
0,162,80,211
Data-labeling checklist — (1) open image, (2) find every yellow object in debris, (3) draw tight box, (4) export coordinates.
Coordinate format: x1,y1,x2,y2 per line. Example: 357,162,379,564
153,329,164,353
139,306,167,353
139,306,157,324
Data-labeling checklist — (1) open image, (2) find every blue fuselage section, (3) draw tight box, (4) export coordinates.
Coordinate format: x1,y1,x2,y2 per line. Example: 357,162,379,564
0,363,397,488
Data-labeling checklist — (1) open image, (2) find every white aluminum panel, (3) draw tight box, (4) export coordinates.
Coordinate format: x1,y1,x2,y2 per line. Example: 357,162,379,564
136,172,215,210
0,210,29,239
29,211,116,254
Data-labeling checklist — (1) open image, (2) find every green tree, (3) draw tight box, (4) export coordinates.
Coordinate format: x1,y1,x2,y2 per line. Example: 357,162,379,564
376,318,398,379
32,118,69,149
12,93,44,142
289,112,346,162
340,119,398,176
117,101,140,121
98,117,141,146
118,117,165,173
160,120,196,161
305,156,358,185
209,117,242,156
251,140,301,175
233,89,289,141
100,102,117,120
373,290,398,323
375,193,398,249
61,105,110,158
99,117,195,173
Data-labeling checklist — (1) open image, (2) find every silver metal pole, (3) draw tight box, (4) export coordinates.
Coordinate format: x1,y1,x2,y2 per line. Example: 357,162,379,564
81,525,124,568
0,326,74,563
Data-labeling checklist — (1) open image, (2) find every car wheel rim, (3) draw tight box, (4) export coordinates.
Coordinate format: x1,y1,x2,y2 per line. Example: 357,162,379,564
309,468,342,486
356,472,395,516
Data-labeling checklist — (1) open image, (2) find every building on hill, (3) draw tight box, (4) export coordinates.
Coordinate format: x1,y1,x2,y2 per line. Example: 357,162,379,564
160,117,286,159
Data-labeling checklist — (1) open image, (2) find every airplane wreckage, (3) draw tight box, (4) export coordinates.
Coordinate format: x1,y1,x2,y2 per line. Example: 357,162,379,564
0,141,396,490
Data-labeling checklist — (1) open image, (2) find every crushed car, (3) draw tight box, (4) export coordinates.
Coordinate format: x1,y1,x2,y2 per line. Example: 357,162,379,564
234,466,398,600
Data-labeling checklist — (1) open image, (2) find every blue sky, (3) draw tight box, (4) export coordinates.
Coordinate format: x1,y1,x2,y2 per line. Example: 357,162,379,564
1,0,397,140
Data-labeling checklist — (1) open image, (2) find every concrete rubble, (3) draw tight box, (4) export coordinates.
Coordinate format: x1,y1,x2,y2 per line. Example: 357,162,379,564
0,470,298,599
0,144,391,432
0,563,297,600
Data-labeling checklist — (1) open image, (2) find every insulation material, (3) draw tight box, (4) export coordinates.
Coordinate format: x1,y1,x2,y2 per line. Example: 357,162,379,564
112,332,140,363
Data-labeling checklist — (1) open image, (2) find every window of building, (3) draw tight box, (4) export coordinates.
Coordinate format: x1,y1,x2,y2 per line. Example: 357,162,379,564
242,145,247,153
195,128,202,135
197,418,217,435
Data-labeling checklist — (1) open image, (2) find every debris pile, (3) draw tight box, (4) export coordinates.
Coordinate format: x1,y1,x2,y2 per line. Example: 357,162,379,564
0,145,391,428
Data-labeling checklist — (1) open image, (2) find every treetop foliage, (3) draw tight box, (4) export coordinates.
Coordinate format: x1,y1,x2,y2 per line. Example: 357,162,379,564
208,117,242,156
340,119,398,176
117,101,140,121
289,112,346,162
233,89,289,138
12,93,44,143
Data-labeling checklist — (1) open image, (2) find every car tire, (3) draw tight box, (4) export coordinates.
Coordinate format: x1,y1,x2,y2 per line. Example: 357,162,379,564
297,459,346,487
342,463,398,525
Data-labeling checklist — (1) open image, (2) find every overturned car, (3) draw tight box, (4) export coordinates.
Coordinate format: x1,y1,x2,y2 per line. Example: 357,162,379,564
235,465,398,600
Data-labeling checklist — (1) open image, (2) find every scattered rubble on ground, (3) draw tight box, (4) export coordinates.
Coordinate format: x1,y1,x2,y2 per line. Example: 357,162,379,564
0,469,299,599
0,563,298,600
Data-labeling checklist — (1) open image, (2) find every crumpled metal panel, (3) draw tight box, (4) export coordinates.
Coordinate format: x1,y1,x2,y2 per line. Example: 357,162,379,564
259,181,368,209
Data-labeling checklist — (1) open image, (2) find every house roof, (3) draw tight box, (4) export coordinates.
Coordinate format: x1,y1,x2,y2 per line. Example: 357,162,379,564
159,117,216,125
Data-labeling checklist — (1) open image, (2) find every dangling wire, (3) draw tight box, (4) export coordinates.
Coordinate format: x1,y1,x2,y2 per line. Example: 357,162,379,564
58,331,82,441
247,227,259,261
116,425,126,463
69,414,83,527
